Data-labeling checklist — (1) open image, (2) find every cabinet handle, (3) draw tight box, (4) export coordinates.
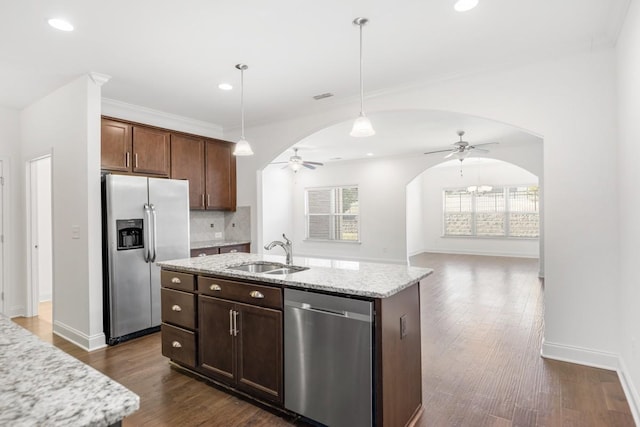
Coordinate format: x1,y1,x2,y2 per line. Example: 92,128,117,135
207,194,210,207
230,249,238,253
171,277,182,284
172,341,182,348
201,194,205,208
171,304,182,312
229,309,234,336
249,290,264,299
198,253,207,257
209,284,222,291
134,153,139,168
233,310,239,336
125,152,130,168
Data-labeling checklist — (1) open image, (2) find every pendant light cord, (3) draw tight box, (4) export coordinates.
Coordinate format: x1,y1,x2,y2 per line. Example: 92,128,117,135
240,67,245,140
359,22,364,115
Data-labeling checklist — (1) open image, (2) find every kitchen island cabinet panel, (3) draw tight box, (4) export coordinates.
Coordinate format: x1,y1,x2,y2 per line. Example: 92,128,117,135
171,134,205,209
161,288,196,329
199,295,236,381
236,302,283,403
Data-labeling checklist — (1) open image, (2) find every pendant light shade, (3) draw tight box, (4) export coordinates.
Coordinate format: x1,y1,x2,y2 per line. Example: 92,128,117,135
233,64,254,156
350,17,375,138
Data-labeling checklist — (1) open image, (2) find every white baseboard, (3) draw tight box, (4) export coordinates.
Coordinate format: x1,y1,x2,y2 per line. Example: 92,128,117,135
7,305,25,318
424,248,539,259
618,357,640,426
542,340,640,426
39,294,52,302
53,320,107,352
541,339,619,370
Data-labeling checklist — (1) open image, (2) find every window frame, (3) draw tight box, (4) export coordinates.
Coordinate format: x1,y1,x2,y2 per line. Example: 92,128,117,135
304,185,361,243
442,184,539,239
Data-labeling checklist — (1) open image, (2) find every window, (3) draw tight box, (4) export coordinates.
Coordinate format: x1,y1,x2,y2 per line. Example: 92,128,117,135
305,186,359,241
443,186,539,238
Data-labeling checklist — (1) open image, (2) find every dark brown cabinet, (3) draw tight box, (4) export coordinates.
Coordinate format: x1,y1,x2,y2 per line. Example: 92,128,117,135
171,134,205,209
199,295,283,403
160,271,197,368
205,140,236,210
101,118,170,177
132,126,170,176
101,119,132,172
190,243,250,258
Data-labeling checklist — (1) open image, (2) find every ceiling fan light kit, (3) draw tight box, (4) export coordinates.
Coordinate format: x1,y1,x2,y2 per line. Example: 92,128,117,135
454,0,479,12
350,17,375,138
233,63,254,156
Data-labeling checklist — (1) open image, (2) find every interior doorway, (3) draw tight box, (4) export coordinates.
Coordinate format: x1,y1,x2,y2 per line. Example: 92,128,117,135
28,155,52,320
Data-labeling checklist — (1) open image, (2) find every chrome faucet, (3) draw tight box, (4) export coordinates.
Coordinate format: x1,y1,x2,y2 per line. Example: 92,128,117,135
264,234,293,265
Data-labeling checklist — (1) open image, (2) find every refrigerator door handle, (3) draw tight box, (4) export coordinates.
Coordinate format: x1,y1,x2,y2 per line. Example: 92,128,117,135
150,204,158,263
143,203,152,263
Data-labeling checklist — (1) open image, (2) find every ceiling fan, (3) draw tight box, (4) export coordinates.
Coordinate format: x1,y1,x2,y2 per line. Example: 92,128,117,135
272,148,324,172
424,130,499,160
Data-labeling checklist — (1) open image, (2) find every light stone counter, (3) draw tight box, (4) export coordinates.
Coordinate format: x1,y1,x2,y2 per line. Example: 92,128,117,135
0,315,139,427
158,253,433,298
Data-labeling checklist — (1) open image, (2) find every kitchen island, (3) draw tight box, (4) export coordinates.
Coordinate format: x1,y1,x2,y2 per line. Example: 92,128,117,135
0,315,139,427
158,253,433,427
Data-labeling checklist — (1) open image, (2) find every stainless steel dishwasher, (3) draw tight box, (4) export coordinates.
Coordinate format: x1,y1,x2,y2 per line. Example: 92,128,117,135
284,288,373,427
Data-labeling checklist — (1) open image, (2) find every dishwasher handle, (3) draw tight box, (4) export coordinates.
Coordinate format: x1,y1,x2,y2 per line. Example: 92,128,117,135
286,300,372,323
301,303,347,317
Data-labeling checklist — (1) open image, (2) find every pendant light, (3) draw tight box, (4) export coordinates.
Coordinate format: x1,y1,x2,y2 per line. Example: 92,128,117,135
350,17,375,137
233,64,254,156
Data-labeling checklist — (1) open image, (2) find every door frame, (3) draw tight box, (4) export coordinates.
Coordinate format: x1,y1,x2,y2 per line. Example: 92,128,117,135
26,153,53,317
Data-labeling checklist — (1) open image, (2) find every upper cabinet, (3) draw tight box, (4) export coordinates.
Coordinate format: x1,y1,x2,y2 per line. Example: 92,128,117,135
205,140,236,211
101,118,170,177
101,116,237,211
101,119,132,173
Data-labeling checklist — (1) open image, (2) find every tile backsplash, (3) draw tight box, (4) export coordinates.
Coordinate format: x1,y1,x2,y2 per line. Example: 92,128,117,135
190,206,251,244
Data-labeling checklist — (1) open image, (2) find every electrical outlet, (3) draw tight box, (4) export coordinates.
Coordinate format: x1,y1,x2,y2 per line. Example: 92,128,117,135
71,225,80,239
210,223,215,228
214,232,223,239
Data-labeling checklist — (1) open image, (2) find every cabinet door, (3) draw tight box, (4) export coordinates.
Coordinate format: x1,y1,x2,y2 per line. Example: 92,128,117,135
132,126,170,176
171,134,205,209
198,296,236,382
235,302,283,403
101,119,132,172
205,140,236,210
219,243,250,254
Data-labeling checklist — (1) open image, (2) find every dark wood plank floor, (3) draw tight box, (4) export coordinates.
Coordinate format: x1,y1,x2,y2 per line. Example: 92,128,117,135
13,254,635,426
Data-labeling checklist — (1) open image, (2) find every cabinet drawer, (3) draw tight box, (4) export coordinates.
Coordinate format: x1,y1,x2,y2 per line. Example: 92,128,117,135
198,277,282,310
190,247,220,257
161,288,196,329
219,244,250,254
161,270,195,292
161,323,196,368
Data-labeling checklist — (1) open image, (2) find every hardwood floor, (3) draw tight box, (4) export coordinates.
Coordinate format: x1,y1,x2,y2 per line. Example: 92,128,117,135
12,254,635,426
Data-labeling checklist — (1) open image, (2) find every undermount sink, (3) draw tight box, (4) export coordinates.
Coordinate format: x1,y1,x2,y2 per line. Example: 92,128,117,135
226,262,309,275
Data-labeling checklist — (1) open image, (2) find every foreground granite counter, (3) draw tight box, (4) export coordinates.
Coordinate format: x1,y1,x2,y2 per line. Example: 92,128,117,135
157,253,433,298
0,316,139,426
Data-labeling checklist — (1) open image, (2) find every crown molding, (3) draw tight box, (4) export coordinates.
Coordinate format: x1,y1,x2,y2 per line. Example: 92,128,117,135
101,98,224,139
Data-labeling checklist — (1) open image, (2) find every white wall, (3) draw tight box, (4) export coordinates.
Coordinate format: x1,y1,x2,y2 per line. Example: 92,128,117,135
21,74,105,350
0,106,23,316
616,0,640,420
406,175,424,257
234,48,620,384
417,160,539,258
261,166,294,249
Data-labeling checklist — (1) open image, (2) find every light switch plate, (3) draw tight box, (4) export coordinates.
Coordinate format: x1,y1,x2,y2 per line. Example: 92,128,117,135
215,232,223,239
71,225,80,240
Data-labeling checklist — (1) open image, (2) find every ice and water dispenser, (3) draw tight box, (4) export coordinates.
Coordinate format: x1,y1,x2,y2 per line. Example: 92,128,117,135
116,219,144,250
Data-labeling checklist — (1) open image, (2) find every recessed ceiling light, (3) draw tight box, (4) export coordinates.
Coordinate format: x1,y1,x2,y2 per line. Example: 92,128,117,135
218,83,233,91
454,0,478,12
48,18,74,32
366,152,374,156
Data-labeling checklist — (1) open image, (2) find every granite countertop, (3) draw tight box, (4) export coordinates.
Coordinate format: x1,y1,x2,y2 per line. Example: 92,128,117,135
0,316,139,427
158,253,433,298
191,240,251,250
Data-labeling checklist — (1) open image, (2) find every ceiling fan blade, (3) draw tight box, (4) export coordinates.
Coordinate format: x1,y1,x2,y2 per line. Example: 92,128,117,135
424,148,456,155
271,161,288,164
302,163,316,170
443,151,456,159
304,161,324,166
471,147,490,153
470,142,499,148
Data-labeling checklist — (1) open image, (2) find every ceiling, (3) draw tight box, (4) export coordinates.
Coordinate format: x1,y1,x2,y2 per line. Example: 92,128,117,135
0,0,629,133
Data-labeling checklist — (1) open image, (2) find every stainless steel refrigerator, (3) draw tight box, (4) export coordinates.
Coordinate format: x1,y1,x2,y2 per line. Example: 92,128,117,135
102,174,190,345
